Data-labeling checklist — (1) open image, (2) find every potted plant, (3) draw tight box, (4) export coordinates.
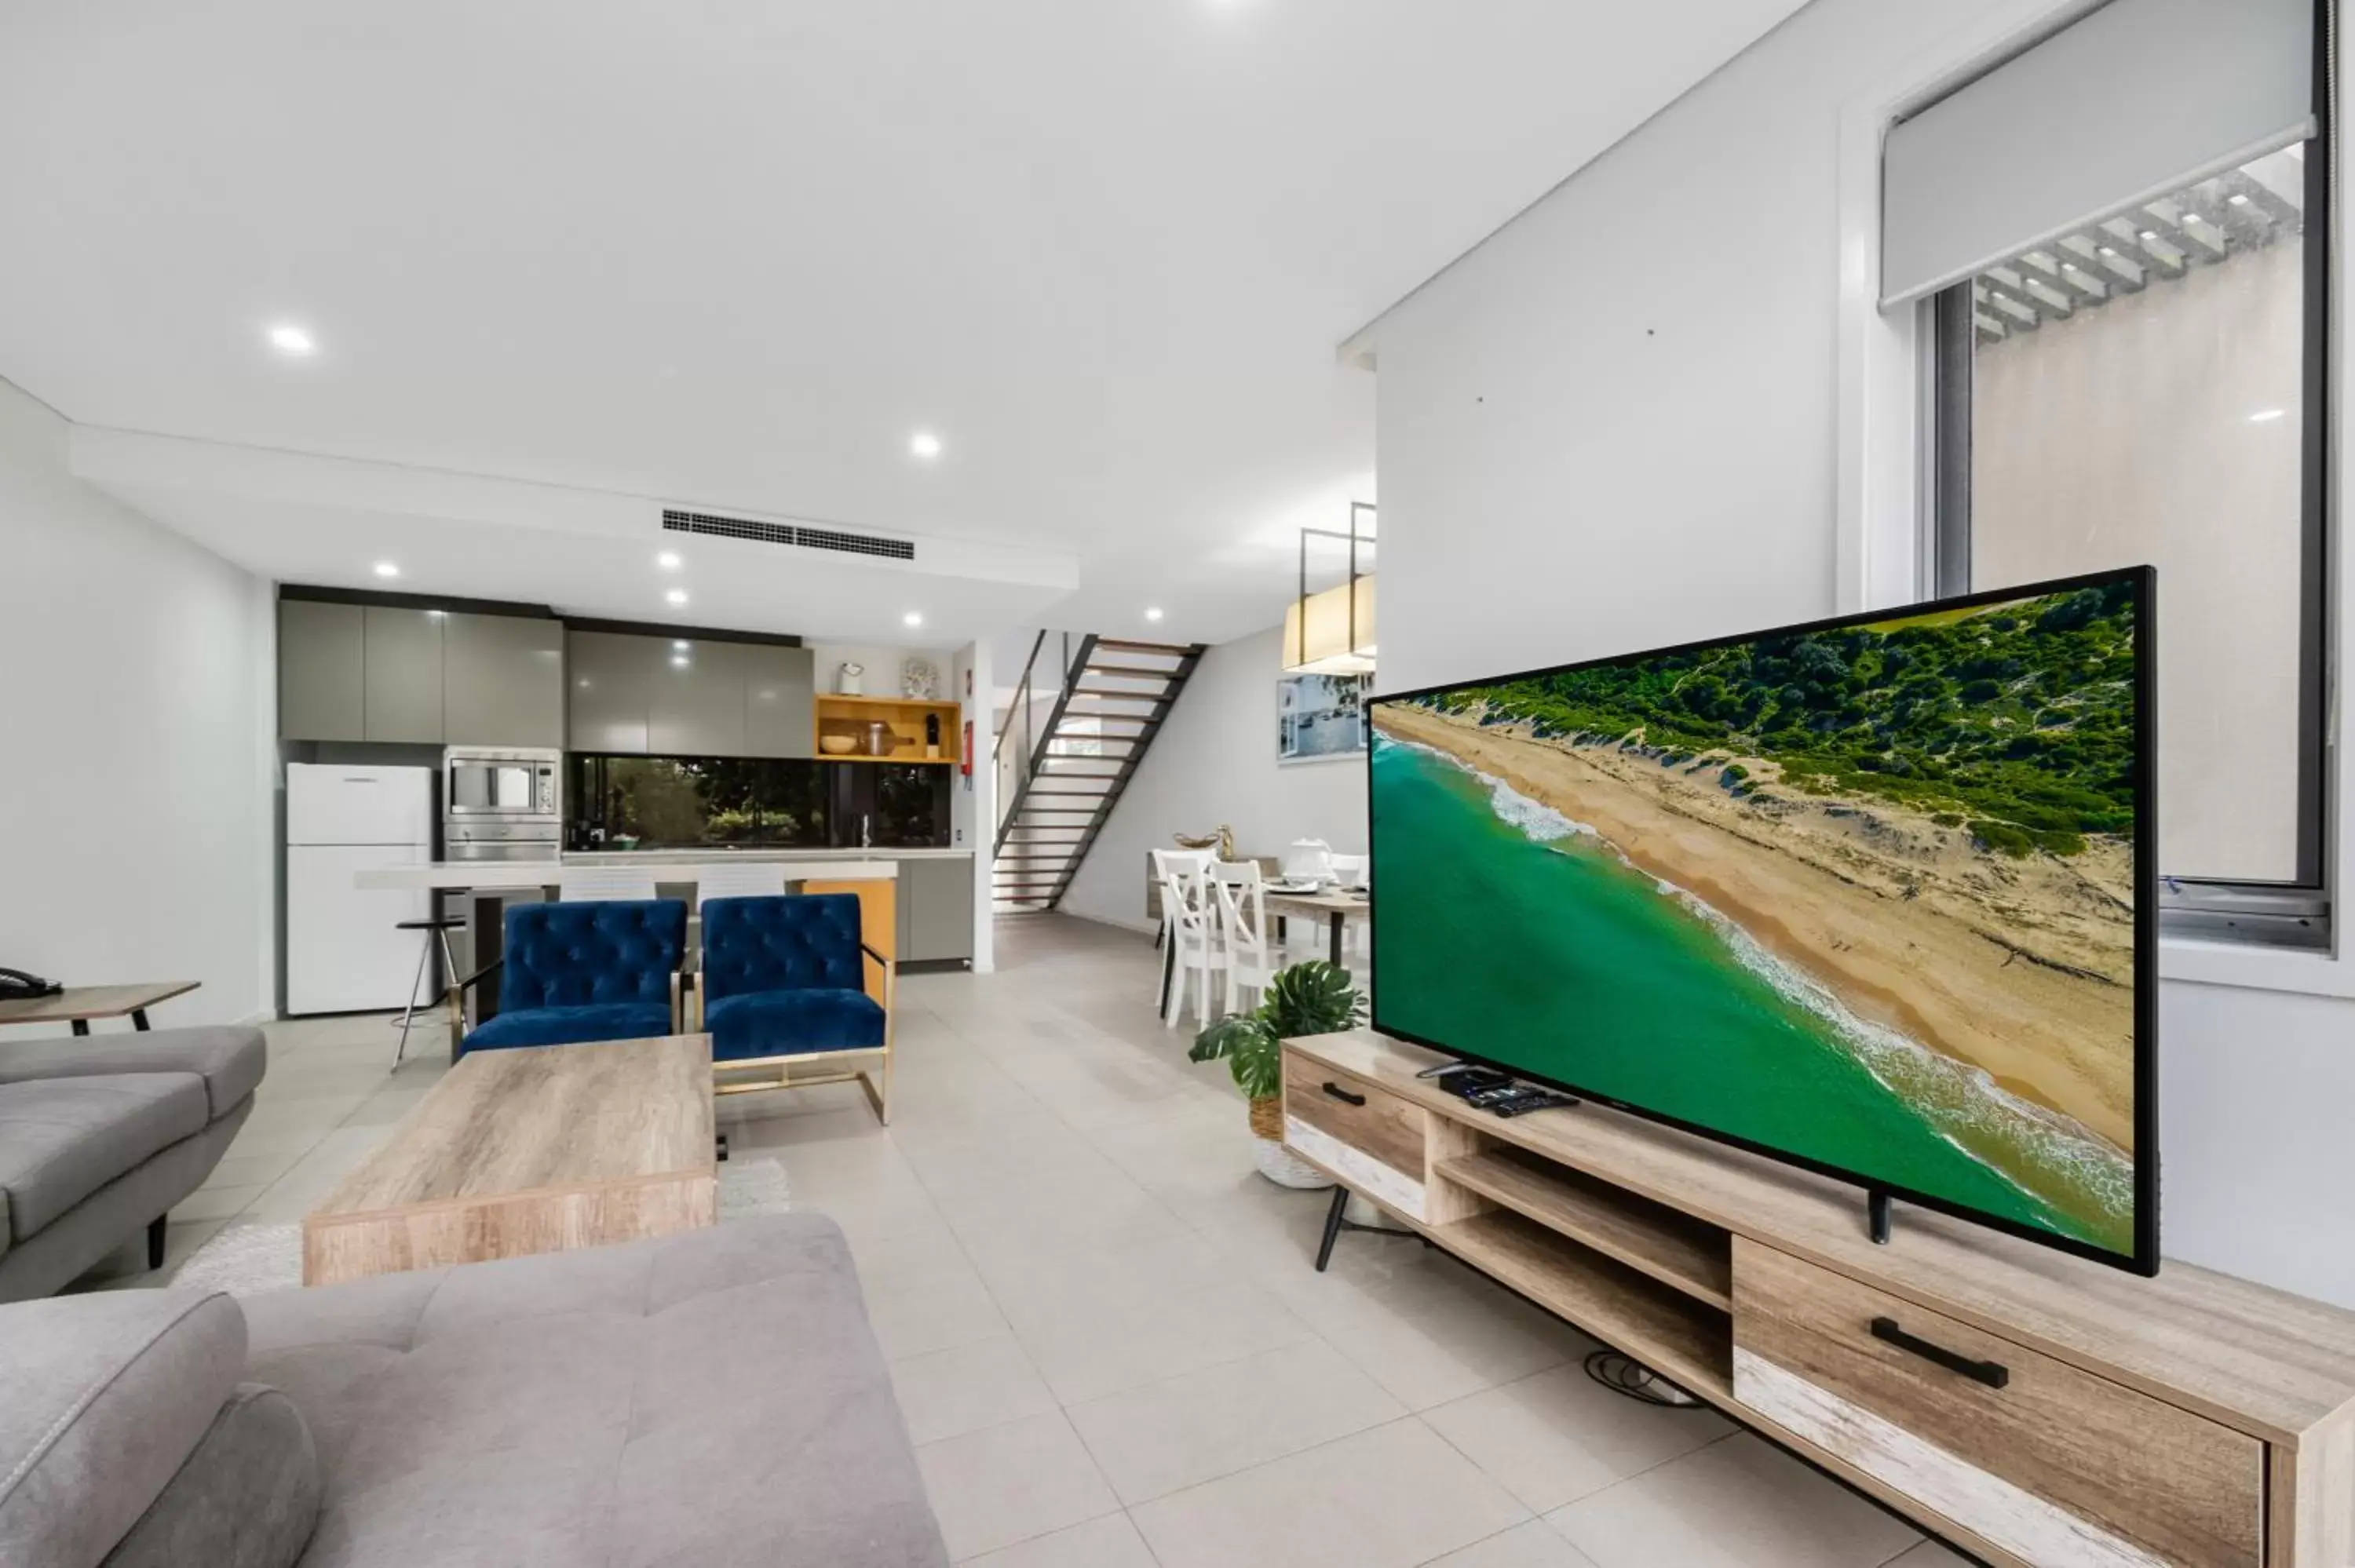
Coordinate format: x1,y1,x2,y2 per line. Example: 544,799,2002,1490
1190,960,1365,1187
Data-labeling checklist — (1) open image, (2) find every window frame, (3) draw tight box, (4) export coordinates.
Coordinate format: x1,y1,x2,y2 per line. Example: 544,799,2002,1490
1922,14,2337,950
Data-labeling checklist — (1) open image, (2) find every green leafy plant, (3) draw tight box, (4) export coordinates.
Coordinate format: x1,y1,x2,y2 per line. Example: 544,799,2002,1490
1189,961,1367,1102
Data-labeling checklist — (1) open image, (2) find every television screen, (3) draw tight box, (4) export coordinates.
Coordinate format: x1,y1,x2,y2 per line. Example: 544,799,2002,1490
1368,568,2154,1273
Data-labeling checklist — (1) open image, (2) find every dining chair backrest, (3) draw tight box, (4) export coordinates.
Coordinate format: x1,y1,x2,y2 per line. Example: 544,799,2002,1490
1208,860,1268,950
1152,850,1214,937
693,861,789,906
557,866,662,903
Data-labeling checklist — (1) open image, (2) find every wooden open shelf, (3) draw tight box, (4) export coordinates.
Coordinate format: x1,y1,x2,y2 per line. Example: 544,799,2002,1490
813,692,960,766
1434,1208,1731,1402
1438,1148,1732,1310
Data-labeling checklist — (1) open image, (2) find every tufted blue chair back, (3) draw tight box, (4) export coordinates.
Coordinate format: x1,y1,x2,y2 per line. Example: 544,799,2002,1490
701,895,867,1003
498,899,688,1012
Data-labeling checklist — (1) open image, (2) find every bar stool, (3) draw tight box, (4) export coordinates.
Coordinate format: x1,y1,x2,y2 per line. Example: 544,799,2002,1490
392,914,467,1071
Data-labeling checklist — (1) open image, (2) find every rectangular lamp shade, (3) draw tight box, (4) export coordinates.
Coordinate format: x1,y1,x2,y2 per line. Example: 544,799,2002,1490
1284,575,1376,675
1881,0,2313,308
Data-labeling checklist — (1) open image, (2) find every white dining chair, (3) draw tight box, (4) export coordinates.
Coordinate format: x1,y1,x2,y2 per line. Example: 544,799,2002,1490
1156,854,1223,1029
1211,860,1278,1016
557,866,661,902
1151,848,1214,1004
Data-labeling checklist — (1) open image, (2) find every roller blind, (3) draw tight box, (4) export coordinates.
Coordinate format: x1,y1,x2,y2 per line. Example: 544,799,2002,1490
1882,0,2314,308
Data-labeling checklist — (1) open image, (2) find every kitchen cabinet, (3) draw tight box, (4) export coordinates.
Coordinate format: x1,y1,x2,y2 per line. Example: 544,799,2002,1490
650,639,750,756
444,613,564,747
567,631,658,753
362,608,446,743
279,600,366,741
899,856,975,963
745,645,816,759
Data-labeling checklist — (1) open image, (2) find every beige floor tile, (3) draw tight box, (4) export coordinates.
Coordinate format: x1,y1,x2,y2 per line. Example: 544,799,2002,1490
1421,1520,1602,1567
1421,1362,1734,1511
337,1082,436,1128
199,1148,305,1192
1545,1435,1921,1568
865,1266,1012,1360
1130,1417,1529,1568
241,1125,391,1222
888,1335,1059,1445
955,1511,1156,1568
1068,1338,1408,1504
1280,1253,1583,1411
1001,1267,1318,1406
915,1409,1119,1560
167,1183,266,1223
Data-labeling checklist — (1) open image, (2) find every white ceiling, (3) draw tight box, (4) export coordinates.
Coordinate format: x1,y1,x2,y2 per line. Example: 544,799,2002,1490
0,0,1803,645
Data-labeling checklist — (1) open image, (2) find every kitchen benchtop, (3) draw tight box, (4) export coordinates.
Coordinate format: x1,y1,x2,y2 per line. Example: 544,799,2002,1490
360,857,902,891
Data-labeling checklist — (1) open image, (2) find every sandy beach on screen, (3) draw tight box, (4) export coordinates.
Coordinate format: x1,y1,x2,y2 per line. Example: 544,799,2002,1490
1374,703,2136,1155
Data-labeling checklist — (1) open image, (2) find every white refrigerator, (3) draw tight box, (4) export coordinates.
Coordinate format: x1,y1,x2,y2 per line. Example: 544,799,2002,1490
286,764,436,1016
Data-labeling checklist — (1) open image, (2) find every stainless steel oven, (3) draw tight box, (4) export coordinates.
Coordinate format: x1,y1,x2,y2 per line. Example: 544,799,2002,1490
444,747,560,822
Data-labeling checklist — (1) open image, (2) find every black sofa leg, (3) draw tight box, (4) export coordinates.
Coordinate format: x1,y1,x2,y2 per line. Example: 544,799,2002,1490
147,1215,167,1271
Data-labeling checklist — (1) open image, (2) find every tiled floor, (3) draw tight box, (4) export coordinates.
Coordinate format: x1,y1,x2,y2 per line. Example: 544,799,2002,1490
119,913,1970,1567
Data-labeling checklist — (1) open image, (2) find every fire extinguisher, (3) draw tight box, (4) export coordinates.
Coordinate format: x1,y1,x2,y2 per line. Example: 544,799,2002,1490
961,719,973,777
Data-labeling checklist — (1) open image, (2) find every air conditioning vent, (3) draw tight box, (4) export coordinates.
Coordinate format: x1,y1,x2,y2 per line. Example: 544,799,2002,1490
660,509,915,561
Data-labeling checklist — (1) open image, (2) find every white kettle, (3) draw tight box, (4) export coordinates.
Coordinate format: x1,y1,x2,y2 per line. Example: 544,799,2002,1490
1281,839,1334,884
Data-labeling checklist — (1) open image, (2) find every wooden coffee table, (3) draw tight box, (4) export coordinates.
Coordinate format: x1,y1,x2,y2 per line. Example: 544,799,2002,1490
303,1034,717,1287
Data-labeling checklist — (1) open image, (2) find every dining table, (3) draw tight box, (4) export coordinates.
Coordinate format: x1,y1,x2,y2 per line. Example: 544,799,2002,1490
1265,886,1370,968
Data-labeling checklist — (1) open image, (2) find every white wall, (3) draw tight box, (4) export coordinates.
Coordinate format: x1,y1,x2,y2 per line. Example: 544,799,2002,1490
809,640,956,701
1061,625,1366,932
0,377,276,1028
1364,0,2355,1307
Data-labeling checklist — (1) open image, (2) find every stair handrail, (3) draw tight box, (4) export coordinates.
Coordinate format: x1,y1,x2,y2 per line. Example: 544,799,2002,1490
993,631,1096,855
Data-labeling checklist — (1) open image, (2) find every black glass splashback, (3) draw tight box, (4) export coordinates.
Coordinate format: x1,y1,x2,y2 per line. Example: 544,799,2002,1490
568,755,950,849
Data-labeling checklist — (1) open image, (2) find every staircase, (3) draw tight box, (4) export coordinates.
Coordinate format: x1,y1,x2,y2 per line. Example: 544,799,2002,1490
992,633,1207,913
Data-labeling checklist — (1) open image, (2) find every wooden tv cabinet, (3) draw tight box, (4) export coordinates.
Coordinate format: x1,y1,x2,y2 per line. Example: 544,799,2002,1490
1281,1030,2355,1568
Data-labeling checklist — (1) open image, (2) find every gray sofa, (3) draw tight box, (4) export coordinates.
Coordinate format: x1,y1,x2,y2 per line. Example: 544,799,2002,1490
0,1026,264,1302
0,1215,951,1568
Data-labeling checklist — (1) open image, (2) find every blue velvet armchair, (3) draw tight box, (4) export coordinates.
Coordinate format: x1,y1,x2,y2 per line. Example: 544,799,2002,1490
458,899,689,1058
698,893,894,1123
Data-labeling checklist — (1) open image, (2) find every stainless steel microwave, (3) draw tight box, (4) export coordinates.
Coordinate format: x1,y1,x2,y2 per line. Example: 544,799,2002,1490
443,747,559,821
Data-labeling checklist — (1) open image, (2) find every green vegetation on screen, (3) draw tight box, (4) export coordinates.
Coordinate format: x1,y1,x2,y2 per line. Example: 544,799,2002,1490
1412,582,2136,857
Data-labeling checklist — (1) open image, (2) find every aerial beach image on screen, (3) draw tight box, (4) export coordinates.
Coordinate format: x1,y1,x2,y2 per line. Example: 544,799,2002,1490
1371,579,2140,1256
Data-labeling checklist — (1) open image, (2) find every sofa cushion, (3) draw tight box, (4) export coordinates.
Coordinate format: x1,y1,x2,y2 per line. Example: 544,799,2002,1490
0,1289,246,1568
0,1075,210,1241
700,894,867,1001
242,1216,949,1568
103,1384,319,1568
460,1001,674,1056
0,1026,266,1121
705,987,885,1061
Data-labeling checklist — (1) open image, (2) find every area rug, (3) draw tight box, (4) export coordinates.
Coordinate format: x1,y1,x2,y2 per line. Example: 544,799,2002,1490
169,1157,793,1299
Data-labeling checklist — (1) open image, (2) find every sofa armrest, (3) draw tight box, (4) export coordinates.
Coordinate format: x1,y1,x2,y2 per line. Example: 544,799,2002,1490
0,1026,265,1120
0,1290,247,1568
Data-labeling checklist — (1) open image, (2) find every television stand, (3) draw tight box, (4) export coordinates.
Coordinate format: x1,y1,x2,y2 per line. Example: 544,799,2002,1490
1280,1029,2355,1568
1868,1187,1892,1245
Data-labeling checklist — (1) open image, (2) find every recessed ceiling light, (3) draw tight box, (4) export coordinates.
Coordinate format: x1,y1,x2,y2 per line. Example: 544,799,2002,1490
672,640,690,651
1145,607,1165,622
2139,230,2157,240
2229,193,2251,205
2251,408,2288,422
909,431,943,461
666,589,688,606
656,551,682,571
903,611,924,627
2100,246,2118,257
267,323,316,356
670,655,690,669
372,561,399,578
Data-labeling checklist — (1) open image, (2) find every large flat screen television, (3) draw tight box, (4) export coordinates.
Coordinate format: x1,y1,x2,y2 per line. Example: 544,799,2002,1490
1367,567,2155,1274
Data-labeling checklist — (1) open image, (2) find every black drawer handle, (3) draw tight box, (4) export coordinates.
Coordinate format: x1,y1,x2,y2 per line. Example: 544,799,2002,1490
1871,1316,2010,1389
1321,1081,1367,1107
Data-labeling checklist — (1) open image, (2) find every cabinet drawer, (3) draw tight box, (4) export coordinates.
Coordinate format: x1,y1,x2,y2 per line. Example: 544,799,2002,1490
1732,1239,2262,1568
1281,1056,1426,1220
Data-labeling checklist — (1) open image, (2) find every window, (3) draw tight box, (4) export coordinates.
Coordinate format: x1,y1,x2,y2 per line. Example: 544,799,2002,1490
1908,3,2331,949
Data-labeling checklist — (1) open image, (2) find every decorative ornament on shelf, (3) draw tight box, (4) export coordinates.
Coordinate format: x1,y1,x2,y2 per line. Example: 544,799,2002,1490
1174,826,1237,862
835,662,865,697
901,655,940,700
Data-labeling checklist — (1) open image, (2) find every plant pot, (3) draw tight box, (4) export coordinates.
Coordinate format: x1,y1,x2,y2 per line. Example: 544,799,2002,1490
1247,1096,1334,1190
